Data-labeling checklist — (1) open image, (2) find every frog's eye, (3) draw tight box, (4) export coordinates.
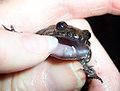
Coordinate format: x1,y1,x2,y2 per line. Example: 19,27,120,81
56,21,68,30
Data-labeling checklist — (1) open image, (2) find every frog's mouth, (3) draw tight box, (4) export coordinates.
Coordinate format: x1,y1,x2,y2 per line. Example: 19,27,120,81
51,36,90,60
50,37,78,60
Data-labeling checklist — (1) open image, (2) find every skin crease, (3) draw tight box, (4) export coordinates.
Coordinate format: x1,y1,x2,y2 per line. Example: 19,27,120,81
0,0,120,91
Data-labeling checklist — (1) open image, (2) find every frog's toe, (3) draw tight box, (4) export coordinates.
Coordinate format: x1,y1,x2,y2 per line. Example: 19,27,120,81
2,25,16,32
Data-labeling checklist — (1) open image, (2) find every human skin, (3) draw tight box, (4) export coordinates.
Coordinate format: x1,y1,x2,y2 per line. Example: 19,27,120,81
0,0,120,91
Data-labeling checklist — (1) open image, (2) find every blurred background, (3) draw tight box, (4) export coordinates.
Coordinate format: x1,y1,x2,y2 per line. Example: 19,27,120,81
87,14,120,71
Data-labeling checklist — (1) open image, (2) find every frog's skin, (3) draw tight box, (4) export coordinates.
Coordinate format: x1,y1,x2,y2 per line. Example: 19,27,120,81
2,21,103,83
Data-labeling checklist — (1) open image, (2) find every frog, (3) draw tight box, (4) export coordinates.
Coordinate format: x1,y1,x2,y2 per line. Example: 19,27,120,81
2,21,103,83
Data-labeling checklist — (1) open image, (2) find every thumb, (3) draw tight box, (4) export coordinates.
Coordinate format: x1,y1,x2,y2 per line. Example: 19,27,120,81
0,29,58,73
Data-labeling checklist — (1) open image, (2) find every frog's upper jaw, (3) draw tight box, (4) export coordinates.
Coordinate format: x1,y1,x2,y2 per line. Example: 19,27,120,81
36,25,56,35
53,34,79,42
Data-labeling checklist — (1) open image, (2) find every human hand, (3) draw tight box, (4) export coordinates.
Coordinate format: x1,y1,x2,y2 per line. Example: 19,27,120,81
0,0,120,91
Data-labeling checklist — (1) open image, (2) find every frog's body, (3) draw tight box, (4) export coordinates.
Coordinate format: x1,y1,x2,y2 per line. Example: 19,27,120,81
2,21,103,83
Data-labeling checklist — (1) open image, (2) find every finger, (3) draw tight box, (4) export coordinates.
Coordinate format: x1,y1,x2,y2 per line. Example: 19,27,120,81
65,0,120,16
0,29,58,73
67,19,120,91
0,58,86,91
0,0,120,33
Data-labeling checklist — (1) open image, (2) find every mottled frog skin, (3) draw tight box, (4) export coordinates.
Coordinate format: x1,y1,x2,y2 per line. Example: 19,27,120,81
2,21,103,83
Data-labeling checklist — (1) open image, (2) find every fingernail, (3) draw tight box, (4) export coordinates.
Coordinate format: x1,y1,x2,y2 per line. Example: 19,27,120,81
68,62,86,89
47,36,58,52
22,34,58,54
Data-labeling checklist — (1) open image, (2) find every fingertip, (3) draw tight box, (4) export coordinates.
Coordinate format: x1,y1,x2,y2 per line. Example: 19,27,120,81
0,30,58,73
22,33,58,54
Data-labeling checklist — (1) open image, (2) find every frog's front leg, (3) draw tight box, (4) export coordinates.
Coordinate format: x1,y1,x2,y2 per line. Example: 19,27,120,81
78,59,103,83
2,25,16,32
83,64,103,83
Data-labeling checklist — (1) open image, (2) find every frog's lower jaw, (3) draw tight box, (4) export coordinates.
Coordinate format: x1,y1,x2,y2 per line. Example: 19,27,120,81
50,43,78,60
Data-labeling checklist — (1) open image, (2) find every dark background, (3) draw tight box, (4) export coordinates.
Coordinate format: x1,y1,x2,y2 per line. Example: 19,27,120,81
81,14,120,91
86,14,120,71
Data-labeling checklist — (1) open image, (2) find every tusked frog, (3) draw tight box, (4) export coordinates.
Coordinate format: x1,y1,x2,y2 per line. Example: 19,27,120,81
2,21,103,83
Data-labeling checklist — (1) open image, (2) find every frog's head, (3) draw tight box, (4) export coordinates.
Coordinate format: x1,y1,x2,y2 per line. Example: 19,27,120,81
55,21,91,41
36,21,91,42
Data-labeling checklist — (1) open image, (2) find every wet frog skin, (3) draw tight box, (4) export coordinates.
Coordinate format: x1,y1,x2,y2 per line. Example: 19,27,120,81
2,21,103,83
